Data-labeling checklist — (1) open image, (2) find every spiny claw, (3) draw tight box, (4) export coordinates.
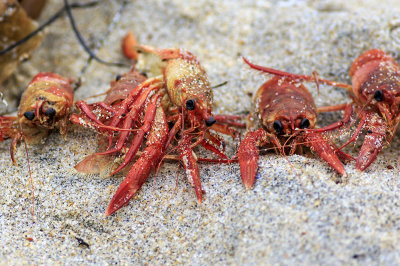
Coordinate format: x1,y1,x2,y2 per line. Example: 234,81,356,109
356,132,385,171
304,132,346,175
355,111,387,171
238,129,269,189
105,145,164,216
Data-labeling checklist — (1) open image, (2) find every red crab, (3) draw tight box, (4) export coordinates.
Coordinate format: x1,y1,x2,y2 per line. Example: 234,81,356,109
249,49,400,171
238,58,350,188
71,45,243,215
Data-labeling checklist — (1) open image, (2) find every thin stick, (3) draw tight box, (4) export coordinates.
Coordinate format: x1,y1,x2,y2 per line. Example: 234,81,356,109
64,0,129,69
76,0,131,83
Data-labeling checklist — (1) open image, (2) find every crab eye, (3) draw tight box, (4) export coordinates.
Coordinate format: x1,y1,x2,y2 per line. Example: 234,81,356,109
273,120,283,134
374,90,383,102
300,118,310,129
205,116,216,127
45,107,56,118
115,74,122,82
186,99,195,110
23,111,35,120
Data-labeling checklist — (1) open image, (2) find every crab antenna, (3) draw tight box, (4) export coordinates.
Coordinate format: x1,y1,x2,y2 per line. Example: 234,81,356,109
18,123,35,223
211,81,228,89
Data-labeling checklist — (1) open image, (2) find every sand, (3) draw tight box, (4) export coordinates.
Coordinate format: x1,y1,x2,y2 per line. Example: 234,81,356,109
1,0,400,264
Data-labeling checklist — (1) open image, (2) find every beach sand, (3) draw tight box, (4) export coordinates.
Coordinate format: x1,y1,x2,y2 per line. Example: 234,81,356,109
1,0,400,264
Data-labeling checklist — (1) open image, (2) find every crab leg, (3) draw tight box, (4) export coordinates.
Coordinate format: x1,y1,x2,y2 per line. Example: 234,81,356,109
90,102,117,114
73,101,117,128
74,100,110,127
200,139,228,160
96,83,160,156
10,132,23,166
210,123,238,138
204,131,225,149
105,104,168,216
164,115,182,151
178,134,203,203
102,77,161,149
109,94,161,175
311,104,354,133
72,79,158,135
323,109,386,171
105,78,157,129
214,114,246,128
242,57,352,90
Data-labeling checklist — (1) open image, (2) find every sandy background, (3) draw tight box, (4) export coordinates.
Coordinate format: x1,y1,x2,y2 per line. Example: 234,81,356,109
1,0,400,264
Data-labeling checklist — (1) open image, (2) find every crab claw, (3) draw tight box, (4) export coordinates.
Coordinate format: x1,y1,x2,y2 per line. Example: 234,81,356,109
304,131,346,175
122,31,138,61
105,144,164,216
356,133,385,171
355,112,386,171
237,129,269,189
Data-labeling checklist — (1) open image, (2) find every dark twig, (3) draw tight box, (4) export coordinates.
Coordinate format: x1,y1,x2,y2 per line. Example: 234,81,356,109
76,0,130,84
64,0,129,68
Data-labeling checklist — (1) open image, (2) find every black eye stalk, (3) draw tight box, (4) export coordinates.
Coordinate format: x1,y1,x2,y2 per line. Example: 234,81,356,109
273,120,283,134
24,111,35,120
186,99,195,110
205,116,216,127
300,118,310,129
115,74,122,82
45,107,56,118
374,90,383,102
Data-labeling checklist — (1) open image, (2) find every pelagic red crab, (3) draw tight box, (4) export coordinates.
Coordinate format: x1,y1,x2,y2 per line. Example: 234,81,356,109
320,49,400,170
71,43,243,215
0,72,74,164
252,49,400,171
237,58,350,188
